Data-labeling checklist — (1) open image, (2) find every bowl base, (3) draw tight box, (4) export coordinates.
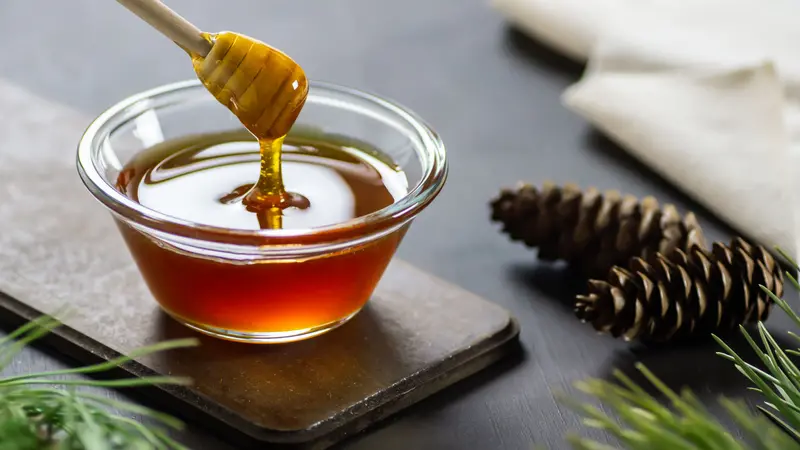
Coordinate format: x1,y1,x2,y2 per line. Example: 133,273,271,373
164,309,362,344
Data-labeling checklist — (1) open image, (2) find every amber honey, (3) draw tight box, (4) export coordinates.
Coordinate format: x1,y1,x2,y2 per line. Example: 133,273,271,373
115,130,409,338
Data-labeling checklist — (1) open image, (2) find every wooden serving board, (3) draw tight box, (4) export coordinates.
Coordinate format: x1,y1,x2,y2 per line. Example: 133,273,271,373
0,79,519,448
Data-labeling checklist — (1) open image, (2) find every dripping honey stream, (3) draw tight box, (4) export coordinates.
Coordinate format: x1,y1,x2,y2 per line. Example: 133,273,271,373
189,31,310,229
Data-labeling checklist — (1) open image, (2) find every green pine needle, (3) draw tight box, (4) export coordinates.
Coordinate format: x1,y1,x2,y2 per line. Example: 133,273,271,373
563,247,800,449
0,315,198,449
563,364,800,449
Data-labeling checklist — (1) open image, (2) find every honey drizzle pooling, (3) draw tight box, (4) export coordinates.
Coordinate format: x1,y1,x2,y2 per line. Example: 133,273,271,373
189,31,309,229
248,136,286,230
117,130,408,232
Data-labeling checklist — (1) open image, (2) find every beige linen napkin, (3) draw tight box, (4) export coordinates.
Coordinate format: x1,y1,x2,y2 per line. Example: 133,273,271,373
492,0,800,257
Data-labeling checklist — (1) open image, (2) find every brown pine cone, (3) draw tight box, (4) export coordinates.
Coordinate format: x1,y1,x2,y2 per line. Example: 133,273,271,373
574,237,784,342
490,182,707,277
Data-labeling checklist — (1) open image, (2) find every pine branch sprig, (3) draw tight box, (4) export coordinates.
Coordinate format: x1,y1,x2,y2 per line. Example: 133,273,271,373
563,364,800,450
0,315,198,449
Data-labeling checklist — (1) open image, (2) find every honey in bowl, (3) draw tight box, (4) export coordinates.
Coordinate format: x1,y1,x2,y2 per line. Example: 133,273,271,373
77,80,447,344
115,129,410,339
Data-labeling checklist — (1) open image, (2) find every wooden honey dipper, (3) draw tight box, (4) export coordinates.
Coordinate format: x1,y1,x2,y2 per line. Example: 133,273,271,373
116,0,310,227
116,0,309,140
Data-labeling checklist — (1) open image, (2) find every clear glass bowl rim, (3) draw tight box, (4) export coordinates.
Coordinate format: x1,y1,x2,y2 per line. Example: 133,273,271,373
76,79,447,247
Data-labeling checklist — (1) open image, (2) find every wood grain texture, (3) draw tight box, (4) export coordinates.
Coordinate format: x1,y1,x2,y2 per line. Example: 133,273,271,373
0,0,790,449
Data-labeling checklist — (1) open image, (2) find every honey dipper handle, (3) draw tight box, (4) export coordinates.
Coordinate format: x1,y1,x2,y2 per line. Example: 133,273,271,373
116,0,212,56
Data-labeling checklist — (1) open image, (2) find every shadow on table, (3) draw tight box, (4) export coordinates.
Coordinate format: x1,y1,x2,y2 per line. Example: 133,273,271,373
331,339,525,449
599,327,797,401
507,261,587,311
500,26,585,78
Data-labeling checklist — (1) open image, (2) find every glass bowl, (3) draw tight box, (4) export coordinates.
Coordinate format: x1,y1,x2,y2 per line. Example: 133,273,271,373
77,80,447,343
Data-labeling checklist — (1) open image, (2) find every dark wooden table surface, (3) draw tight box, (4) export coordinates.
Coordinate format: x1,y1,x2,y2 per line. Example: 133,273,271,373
0,1,787,449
